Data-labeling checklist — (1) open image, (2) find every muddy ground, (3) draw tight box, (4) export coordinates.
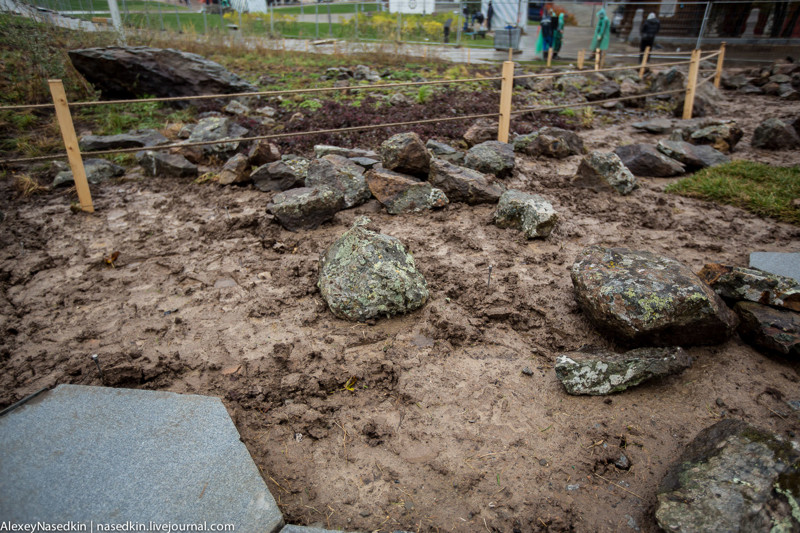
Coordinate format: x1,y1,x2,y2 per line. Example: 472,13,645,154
1,89,800,532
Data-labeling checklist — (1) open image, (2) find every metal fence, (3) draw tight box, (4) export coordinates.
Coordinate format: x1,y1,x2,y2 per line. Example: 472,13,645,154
605,0,800,47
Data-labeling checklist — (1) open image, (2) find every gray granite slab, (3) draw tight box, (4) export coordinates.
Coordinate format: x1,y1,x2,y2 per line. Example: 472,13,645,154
750,252,800,283
0,384,283,532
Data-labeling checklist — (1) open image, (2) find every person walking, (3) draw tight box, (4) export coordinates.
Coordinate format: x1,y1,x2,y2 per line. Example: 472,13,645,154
535,10,554,60
486,1,494,31
553,12,565,58
640,12,661,61
590,8,611,57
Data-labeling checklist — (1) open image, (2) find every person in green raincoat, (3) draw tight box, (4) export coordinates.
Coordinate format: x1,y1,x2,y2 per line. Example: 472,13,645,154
590,8,611,55
553,12,565,58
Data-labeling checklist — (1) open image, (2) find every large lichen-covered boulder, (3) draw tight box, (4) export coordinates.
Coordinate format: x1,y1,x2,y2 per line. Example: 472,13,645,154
751,117,800,150
464,140,515,178
305,155,371,209
493,190,557,239
656,419,800,532
513,127,586,159
571,246,738,346
734,301,800,359
379,132,431,177
317,218,429,321
266,186,345,231
555,346,690,395
572,151,638,195
68,46,257,100
698,263,800,312
365,167,448,215
613,144,685,177
427,158,504,205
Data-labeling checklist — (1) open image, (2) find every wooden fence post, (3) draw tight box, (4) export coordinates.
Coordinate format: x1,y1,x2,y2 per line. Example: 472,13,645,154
546,47,553,67
497,61,514,143
594,49,600,71
639,46,650,78
682,49,701,120
48,79,94,213
714,41,726,88
577,49,584,70
467,47,470,64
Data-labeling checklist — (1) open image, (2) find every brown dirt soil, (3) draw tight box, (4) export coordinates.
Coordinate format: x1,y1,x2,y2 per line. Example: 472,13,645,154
2,91,800,533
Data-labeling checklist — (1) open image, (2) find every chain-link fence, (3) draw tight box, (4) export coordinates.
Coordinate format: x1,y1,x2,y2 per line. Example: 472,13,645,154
606,0,800,47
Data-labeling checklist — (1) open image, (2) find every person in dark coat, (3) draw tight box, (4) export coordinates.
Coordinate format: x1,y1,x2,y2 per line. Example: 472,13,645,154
640,12,661,61
486,1,494,31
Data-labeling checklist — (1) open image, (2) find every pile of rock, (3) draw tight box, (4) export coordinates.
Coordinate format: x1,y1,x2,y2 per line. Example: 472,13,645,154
698,263,799,359
720,59,800,101
557,246,738,395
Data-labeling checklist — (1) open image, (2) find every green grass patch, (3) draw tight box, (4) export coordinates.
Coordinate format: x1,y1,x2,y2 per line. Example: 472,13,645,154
273,3,379,15
665,161,800,224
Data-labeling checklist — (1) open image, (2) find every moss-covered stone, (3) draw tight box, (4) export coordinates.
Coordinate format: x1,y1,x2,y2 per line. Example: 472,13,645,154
555,346,690,395
512,127,586,159
464,140,515,178
572,151,638,195
571,246,738,346
266,186,344,231
365,168,448,215
318,217,429,321
306,155,371,209
493,190,557,239
698,264,800,312
656,419,800,532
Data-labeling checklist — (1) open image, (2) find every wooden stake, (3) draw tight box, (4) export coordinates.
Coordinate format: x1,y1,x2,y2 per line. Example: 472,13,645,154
577,49,585,70
600,50,606,69
683,49,701,120
639,46,650,78
48,79,93,213
714,42,726,88
508,47,513,62
497,61,514,143
306,39,309,52
467,46,470,64
546,47,553,67
594,48,600,71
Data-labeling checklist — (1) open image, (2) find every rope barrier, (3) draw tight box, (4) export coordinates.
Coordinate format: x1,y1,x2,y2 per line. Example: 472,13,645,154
0,76,502,112
512,59,695,81
0,111,500,165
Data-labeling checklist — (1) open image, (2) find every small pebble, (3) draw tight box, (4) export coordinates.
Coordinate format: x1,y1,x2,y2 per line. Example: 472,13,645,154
615,453,631,470
539,458,548,466
522,366,533,376
715,398,725,407
566,484,580,491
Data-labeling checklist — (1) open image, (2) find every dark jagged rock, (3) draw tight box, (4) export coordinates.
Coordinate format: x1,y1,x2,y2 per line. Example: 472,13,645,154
463,119,497,147
650,67,686,94
513,127,585,158
68,46,257,100
555,346,690,395
464,140,515,178
247,140,281,166
614,144,685,177
251,160,305,192
493,189,557,239
672,83,722,118
698,263,800,312
427,158,504,205
779,84,800,100
573,151,638,195
379,132,431,177
186,116,249,157
688,123,743,153
136,150,197,178
734,302,800,358
365,168,448,215
656,140,730,170
585,81,621,102
426,139,465,164
656,419,800,532
751,117,800,150
632,118,673,134
218,153,250,185
305,155,371,208
266,186,345,231
52,158,125,187
318,217,429,321
571,246,738,346
720,72,749,90
79,129,168,151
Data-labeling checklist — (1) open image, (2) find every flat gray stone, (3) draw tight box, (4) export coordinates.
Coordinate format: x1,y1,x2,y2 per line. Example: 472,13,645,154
750,252,800,284
0,384,283,532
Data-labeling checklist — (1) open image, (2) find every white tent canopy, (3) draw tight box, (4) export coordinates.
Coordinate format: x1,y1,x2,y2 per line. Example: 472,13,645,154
481,0,524,28
231,0,267,14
